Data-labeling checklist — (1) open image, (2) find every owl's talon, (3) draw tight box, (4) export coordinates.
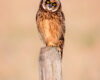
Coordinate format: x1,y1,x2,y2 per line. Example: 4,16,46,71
47,42,57,47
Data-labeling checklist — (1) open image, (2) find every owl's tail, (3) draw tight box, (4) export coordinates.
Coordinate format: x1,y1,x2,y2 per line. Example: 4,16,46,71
57,35,64,59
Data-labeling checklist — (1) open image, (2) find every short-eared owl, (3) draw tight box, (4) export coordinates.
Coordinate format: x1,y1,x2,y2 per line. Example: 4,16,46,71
36,0,65,58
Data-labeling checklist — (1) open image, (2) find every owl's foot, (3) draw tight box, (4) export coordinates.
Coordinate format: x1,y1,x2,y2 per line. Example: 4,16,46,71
47,42,57,47
47,42,62,52
47,40,63,47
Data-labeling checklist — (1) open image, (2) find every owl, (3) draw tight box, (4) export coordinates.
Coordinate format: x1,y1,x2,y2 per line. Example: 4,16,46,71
36,0,65,58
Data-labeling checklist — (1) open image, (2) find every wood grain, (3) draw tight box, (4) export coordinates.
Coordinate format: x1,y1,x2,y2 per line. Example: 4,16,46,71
39,47,62,80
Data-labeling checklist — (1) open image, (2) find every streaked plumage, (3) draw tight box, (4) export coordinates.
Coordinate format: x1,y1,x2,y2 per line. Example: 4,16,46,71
36,0,65,58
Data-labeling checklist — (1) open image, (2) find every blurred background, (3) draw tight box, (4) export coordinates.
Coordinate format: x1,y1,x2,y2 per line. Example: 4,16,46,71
0,0,100,80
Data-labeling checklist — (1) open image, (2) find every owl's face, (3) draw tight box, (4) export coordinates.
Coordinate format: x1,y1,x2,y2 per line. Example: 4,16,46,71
42,0,61,12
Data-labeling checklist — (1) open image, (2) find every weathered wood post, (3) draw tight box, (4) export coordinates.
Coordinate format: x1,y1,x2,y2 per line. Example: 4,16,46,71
39,47,62,80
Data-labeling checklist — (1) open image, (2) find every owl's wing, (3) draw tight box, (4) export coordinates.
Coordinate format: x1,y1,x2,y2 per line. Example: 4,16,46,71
61,11,65,21
61,11,65,33
36,10,39,21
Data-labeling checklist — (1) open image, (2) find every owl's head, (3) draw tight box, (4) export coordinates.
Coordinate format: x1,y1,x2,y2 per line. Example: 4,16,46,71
41,0,61,12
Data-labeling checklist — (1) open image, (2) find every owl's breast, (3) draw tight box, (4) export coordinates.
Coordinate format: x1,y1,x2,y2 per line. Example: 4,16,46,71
37,18,63,43
42,20,51,38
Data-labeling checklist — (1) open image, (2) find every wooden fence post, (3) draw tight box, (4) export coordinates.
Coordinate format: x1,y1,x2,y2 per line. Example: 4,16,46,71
39,47,62,80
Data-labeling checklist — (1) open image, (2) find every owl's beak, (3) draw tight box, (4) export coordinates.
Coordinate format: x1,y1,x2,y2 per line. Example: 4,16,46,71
47,3,52,8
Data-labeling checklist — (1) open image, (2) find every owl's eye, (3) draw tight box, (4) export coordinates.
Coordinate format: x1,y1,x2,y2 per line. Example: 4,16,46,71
45,0,50,4
52,2,57,7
